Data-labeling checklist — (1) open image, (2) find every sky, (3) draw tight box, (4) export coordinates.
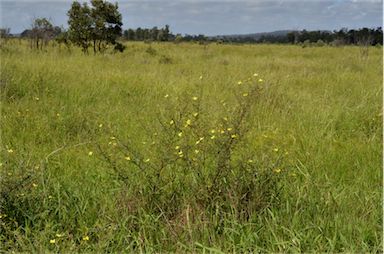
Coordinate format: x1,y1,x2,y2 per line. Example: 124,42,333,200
0,0,382,36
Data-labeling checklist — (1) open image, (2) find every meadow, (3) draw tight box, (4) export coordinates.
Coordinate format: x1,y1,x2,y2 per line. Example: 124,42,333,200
0,41,382,252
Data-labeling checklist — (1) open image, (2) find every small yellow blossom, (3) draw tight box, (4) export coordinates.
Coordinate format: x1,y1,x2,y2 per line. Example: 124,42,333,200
273,168,282,173
50,239,56,244
253,73,258,77
227,128,233,131
88,151,93,156
193,112,198,117
194,149,199,154
185,119,191,127
231,134,237,139
242,93,248,97
144,159,150,163
98,123,103,128
273,148,279,152
32,183,38,188
48,195,53,199
195,137,204,145
110,136,116,140
237,81,242,85
56,113,60,117
125,156,131,161
210,129,216,134
199,75,203,80
223,117,228,121
179,154,184,158
35,97,40,101
0,163,3,167
258,78,264,82
7,149,14,153
175,146,180,150
82,236,89,241
178,150,183,155
210,135,216,139
7,172,12,176
164,94,169,98
192,96,198,101
170,120,174,125
220,130,225,134
248,159,254,163
56,233,64,238
178,132,183,137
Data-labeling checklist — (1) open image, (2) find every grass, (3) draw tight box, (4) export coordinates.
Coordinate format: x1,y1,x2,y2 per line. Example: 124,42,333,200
0,41,382,252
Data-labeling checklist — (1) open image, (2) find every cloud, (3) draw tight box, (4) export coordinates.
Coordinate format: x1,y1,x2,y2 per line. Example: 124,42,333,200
0,0,382,35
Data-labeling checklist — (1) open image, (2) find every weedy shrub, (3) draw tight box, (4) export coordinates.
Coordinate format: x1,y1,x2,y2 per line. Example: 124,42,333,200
145,46,157,56
94,75,283,229
158,55,173,64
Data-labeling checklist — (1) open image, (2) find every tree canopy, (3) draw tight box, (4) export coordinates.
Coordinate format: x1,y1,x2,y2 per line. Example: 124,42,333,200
67,0,125,53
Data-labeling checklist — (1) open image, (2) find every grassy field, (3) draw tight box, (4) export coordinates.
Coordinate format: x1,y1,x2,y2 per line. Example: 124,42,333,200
0,41,382,252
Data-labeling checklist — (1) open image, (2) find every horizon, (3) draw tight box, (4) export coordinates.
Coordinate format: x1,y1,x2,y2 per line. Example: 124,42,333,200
0,0,383,36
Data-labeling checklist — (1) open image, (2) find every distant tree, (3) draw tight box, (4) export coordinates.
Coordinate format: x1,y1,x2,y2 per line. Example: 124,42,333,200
0,28,11,45
29,18,56,50
67,0,124,53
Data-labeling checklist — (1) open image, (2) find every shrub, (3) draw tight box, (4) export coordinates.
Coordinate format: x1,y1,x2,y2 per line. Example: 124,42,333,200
94,75,283,226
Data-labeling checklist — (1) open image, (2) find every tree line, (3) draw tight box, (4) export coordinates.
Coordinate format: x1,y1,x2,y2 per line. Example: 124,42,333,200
1,0,382,52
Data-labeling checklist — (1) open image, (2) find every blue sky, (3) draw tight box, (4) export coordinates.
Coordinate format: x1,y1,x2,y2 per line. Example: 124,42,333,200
0,0,382,35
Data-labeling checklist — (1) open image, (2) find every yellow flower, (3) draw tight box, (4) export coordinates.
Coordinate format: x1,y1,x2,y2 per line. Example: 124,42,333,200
178,132,183,137
220,130,225,134
242,93,248,97
210,135,216,139
185,119,191,127
237,81,242,85
124,156,131,161
56,233,64,238
195,137,204,145
88,151,93,156
199,75,203,80
179,154,184,158
273,168,282,173
231,134,237,139
193,112,198,117
194,149,199,154
82,236,89,241
170,120,174,125
178,150,183,155
50,239,56,244
144,159,150,163
258,78,264,82
164,94,169,98
253,73,258,77
56,113,60,117
98,123,103,128
192,96,198,101
175,146,180,150
223,117,228,121
273,148,279,152
210,129,216,134
32,183,38,188
35,97,40,101
247,159,254,163
7,149,14,153
227,127,233,131
110,136,116,140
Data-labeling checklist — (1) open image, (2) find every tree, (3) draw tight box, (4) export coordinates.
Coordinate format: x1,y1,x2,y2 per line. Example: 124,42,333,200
67,0,124,53
29,18,56,50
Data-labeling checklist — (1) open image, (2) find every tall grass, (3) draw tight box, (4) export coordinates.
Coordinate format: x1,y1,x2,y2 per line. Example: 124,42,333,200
0,41,382,252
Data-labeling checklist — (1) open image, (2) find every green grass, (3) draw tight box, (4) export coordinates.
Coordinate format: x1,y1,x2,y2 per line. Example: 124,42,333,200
1,41,382,252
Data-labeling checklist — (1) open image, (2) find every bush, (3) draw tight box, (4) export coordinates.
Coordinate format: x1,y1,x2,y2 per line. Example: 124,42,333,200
94,75,283,225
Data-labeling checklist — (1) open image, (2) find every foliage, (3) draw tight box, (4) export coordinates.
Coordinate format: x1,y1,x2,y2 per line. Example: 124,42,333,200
67,0,123,53
0,41,382,252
